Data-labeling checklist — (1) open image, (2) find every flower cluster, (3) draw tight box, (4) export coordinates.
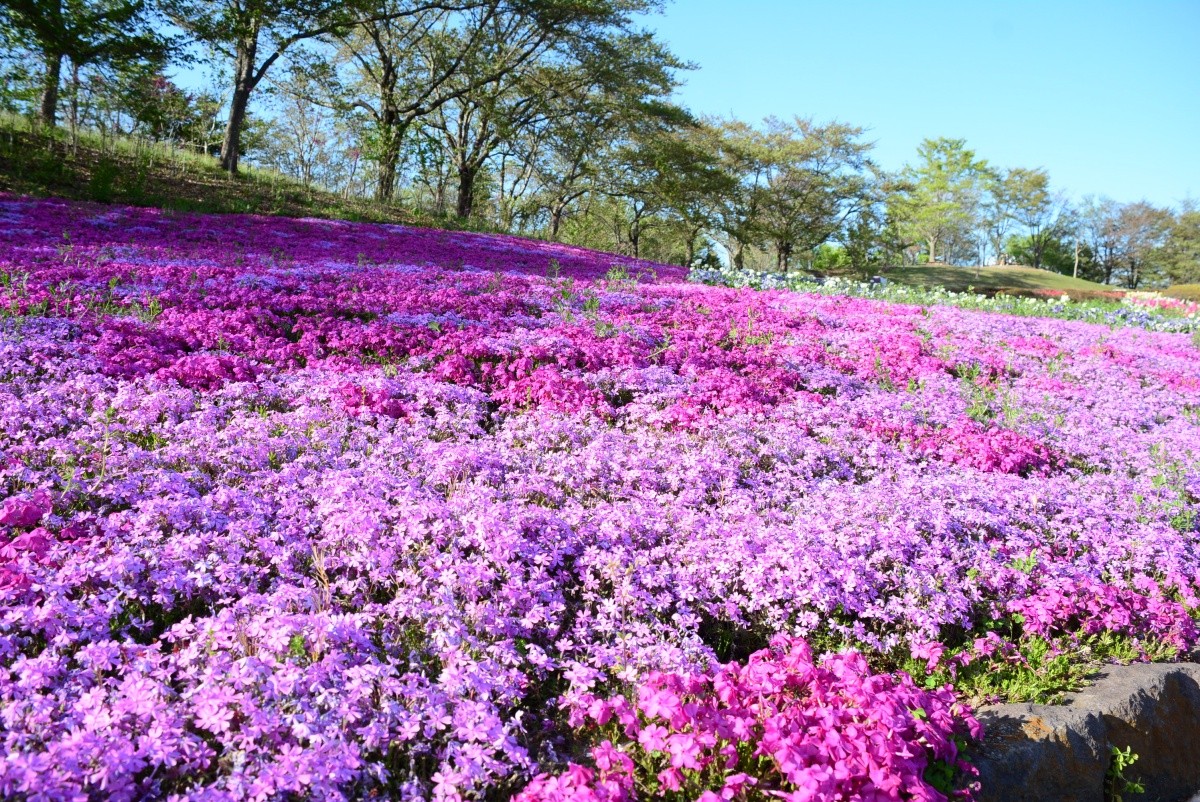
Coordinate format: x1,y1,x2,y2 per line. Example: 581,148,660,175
521,636,981,801
0,195,1198,799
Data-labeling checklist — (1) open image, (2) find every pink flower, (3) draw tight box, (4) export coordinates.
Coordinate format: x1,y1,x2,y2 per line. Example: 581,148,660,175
637,723,669,752
910,641,945,672
0,490,51,529
0,527,52,561
657,767,683,792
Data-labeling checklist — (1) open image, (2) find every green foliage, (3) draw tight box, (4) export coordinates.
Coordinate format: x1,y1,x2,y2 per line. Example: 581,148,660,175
900,619,1177,707
1006,232,1079,275
0,0,171,125
1104,745,1145,802
894,137,989,265
811,242,851,272
1163,207,1200,285
87,157,120,202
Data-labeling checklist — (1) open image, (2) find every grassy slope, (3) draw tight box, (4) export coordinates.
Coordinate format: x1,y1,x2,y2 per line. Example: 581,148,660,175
0,116,418,225
880,264,1113,294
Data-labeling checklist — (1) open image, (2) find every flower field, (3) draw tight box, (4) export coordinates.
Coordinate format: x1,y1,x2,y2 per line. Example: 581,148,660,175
2,196,1200,800
692,267,1200,334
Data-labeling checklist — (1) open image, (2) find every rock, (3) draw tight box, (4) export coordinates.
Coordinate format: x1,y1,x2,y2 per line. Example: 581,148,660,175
971,662,1200,802
972,702,1108,801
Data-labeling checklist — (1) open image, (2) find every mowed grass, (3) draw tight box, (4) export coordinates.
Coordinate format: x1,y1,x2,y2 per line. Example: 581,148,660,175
881,264,1114,294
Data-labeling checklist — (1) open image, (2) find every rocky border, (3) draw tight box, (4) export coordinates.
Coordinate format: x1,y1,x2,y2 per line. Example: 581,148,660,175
971,662,1200,801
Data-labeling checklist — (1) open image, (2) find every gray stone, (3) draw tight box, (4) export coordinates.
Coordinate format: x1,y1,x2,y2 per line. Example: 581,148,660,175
971,662,1200,802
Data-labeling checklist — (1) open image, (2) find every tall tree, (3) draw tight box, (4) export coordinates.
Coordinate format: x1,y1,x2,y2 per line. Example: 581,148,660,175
896,137,988,265
707,118,773,269
754,117,874,271
1006,167,1072,269
162,0,425,174
331,0,669,203
1078,196,1123,284
979,167,1018,264
1112,201,1171,288
1162,203,1200,285
0,0,168,126
426,22,681,221
599,104,702,259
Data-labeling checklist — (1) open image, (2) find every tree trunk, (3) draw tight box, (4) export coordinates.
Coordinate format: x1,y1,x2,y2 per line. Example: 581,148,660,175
375,114,403,203
68,61,81,150
40,52,63,127
455,165,476,219
220,33,260,175
550,204,565,241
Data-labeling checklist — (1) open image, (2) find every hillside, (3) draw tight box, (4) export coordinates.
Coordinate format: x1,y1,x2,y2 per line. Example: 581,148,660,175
879,264,1115,295
0,116,415,225
0,120,1134,303
3,197,1200,799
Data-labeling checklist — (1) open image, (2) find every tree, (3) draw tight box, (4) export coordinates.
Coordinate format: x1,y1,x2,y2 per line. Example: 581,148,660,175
632,122,734,266
425,22,682,221
1006,232,1078,276
1112,202,1171,288
162,0,421,174
113,69,221,147
843,174,908,277
706,118,773,269
328,0,670,203
1162,203,1200,285
896,138,988,265
979,168,1019,264
0,0,169,127
1078,196,1123,284
1005,167,1072,270
600,105,704,259
256,71,353,187
754,117,874,271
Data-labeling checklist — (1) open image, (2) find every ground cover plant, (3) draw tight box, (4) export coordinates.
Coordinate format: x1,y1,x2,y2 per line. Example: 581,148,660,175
1,196,1199,800
693,267,1200,334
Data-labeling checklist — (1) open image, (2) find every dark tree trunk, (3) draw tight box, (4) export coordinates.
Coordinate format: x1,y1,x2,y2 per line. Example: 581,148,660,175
455,165,477,219
220,33,259,175
550,204,565,241
40,52,63,127
375,116,402,202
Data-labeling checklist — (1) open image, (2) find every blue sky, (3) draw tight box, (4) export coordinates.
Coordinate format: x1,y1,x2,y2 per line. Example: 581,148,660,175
637,0,1199,208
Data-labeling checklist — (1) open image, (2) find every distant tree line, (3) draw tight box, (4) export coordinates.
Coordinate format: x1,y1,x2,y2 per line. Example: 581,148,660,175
2,0,1197,286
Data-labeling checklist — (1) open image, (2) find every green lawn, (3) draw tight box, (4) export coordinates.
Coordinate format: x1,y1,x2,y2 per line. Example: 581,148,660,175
879,264,1114,294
